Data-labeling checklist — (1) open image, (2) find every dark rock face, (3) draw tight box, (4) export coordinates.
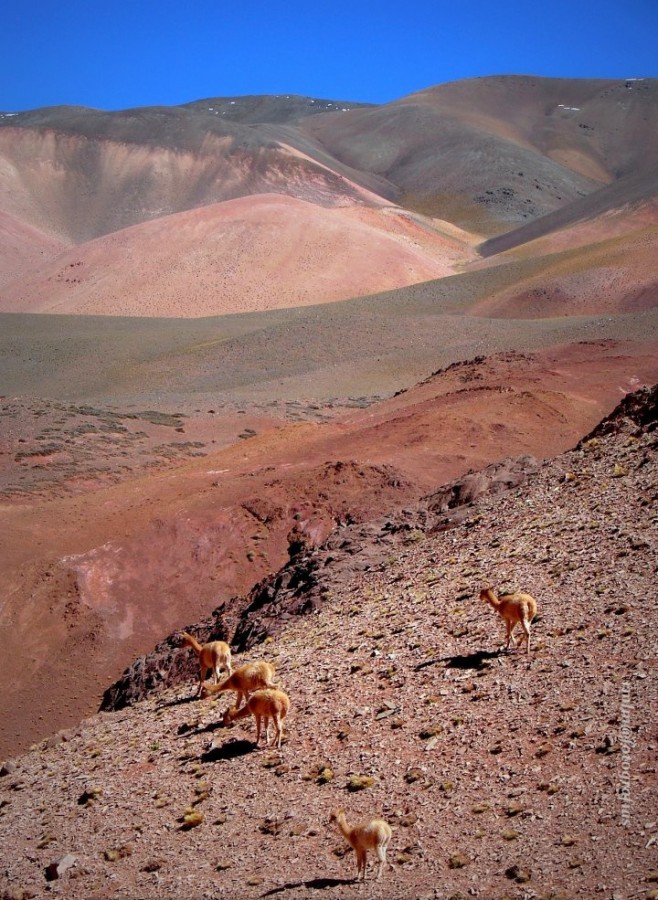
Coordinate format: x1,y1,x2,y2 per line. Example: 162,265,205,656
100,615,230,711
423,454,540,530
100,384,656,712
581,384,658,440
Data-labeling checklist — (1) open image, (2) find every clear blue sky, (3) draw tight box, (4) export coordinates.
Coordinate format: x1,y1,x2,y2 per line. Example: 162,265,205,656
3,0,657,112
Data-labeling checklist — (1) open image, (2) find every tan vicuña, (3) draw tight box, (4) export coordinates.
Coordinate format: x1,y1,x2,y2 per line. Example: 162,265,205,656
223,688,290,749
480,587,538,654
200,661,277,707
329,808,394,882
180,631,232,695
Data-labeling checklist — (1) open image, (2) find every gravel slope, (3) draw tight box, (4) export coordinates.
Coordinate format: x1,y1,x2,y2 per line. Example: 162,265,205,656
1,388,655,900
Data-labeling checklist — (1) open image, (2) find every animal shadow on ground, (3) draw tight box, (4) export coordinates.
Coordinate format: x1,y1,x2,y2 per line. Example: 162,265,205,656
414,648,501,672
187,720,225,737
156,693,198,710
261,876,356,895
200,738,255,762
445,649,501,669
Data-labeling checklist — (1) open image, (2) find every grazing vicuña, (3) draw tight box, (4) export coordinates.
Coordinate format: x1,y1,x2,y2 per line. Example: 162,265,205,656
200,661,278,707
223,688,290,750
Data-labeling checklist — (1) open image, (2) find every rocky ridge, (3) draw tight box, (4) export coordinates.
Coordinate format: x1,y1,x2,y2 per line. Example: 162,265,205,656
0,386,656,899
101,452,543,711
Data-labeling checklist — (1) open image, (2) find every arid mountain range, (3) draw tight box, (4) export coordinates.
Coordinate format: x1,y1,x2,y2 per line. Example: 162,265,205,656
1,75,657,316
0,70,657,799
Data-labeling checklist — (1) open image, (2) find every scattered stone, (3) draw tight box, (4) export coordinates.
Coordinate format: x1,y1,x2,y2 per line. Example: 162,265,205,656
419,723,442,739
180,809,204,830
505,863,531,883
316,766,334,784
141,858,165,873
77,787,102,806
103,848,127,862
398,813,418,827
44,854,76,881
595,735,620,755
347,774,375,792
259,817,281,836
404,767,424,784
36,832,56,850
2,887,36,900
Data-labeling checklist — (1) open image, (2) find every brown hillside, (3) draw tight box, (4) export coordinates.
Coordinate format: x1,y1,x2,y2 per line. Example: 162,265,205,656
0,388,655,899
469,227,658,318
301,76,658,234
2,76,657,257
0,125,389,245
1,341,657,760
406,76,658,180
0,210,67,287
0,75,657,898
478,166,658,257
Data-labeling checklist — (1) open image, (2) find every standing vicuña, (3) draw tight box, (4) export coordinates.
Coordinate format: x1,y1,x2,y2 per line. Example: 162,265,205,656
329,808,393,882
480,587,538,654
223,688,290,749
200,661,278,707
180,631,232,695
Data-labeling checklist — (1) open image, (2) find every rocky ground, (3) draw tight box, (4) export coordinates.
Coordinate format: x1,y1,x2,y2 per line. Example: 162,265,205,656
1,387,656,900
0,395,357,501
